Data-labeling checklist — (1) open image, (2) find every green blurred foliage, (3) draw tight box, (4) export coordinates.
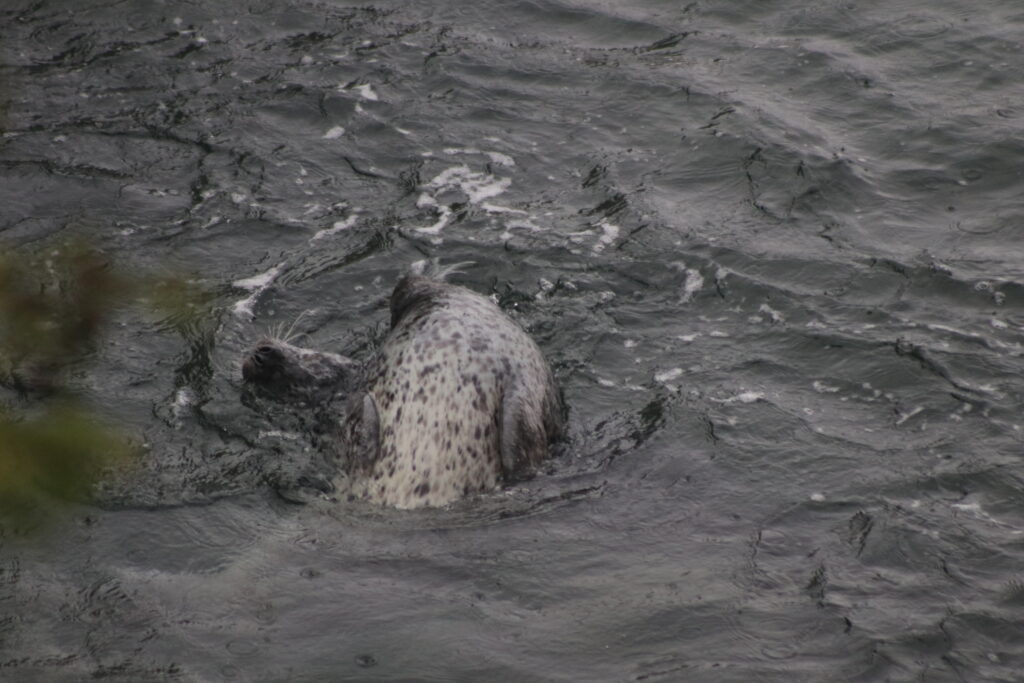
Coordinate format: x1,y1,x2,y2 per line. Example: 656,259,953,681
0,240,208,527
0,242,125,393
0,403,134,522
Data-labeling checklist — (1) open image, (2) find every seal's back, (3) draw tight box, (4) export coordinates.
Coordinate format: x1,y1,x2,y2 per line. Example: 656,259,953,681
344,271,563,508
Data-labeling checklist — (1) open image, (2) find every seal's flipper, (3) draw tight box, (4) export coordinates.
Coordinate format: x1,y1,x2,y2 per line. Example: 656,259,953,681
344,393,380,473
499,386,548,481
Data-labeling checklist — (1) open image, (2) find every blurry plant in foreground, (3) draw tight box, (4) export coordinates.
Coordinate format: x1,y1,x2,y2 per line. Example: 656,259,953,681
0,241,205,528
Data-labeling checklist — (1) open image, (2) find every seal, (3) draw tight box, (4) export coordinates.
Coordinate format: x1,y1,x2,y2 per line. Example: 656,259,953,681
241,262,564,509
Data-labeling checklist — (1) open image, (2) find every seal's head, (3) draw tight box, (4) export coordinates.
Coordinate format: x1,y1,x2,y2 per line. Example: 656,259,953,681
241,338,356,396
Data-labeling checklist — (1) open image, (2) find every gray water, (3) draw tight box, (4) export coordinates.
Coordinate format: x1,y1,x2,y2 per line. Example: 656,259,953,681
3,0,1024,680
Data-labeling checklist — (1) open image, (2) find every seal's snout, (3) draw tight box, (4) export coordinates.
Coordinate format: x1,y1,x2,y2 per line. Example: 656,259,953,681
242,342,284,383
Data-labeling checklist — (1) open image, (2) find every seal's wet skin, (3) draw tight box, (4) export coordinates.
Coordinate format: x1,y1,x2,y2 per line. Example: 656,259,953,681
242,339,355,398
242,264,564,509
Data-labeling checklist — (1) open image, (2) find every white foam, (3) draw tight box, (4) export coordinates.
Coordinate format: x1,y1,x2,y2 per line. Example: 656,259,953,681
412,192,448,234
444,146,480,156
232,263,284,319
486,151,515,167
415,163,537,237
442,147,514,167
233,264,281,291
655,367,684,383
593,220,619,253
323,126,345,139
736,391,763,403
950,500,1010,529
481,203,527,215
813,380,840,393
676,265,703,302
713,391,764,405
567,229,594,244
924,323,1016,356
311,215,358,241
416,207,452,235
257,430,303,441
895,406,924,425
352,84,378,101
427,165,511,203
759,303,784,323
174,387,193,406
233,295,261,319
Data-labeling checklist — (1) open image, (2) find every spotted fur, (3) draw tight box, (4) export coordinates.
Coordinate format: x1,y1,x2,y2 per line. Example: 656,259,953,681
242,266,563,509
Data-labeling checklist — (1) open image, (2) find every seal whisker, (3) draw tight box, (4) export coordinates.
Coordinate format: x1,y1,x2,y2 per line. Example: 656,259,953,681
264,321,283,343
281,309,313,344
410,258,476,282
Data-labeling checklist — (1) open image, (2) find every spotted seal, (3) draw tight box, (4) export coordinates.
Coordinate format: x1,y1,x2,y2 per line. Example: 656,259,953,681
242,262,564,508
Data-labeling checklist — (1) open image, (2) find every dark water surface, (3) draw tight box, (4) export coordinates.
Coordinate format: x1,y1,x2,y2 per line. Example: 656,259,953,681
3,0,1024,680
